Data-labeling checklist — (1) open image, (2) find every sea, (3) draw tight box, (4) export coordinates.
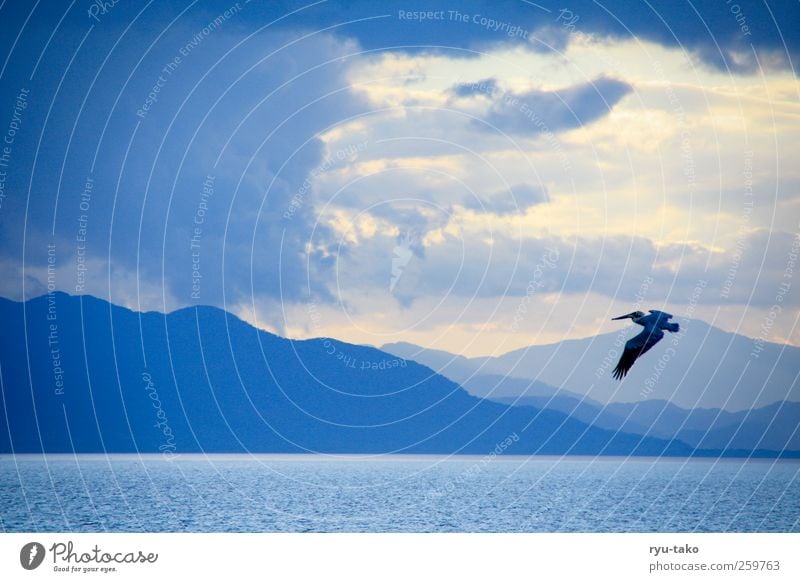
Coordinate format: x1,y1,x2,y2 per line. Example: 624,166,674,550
1,455,798,532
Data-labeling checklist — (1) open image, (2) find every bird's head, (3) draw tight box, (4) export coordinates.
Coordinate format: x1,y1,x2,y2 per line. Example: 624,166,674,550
612,310,645,321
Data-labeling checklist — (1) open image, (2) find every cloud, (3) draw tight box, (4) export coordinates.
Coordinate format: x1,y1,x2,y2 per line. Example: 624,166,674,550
368,203,453,250
451,78,498,98
328,222,800,313
458,76,633,135
178,0,800,75
1,0,797,356
462,183,549,215
0,26,370,308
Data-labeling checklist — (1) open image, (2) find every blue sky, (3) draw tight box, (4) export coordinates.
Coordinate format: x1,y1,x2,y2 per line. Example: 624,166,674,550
0,0,798,355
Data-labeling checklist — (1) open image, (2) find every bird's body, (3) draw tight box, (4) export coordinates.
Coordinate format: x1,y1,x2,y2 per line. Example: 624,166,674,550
611,310,680,379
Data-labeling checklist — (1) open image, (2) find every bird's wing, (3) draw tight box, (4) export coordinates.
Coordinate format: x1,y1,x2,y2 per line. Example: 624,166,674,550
648,309,673,320
612,327,665,380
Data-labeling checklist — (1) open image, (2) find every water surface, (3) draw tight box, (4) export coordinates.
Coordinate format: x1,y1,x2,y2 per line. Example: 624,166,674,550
1,455,798,532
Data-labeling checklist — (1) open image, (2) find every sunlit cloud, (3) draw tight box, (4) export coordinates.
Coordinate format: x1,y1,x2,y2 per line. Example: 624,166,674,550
2,2,797,357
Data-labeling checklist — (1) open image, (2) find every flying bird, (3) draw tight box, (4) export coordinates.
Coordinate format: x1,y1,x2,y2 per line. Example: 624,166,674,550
611,310,680,379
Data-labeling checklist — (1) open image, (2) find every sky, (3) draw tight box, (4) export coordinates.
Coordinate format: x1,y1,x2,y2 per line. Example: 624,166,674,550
0,0,798,357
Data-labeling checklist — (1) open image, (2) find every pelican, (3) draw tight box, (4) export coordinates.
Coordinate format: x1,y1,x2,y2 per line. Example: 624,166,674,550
611,310,679,379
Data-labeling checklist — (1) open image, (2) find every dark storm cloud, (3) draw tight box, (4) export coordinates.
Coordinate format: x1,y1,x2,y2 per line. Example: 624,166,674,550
1,0,797,315
4,1,793,79
0,4,369,307
230,0,798,74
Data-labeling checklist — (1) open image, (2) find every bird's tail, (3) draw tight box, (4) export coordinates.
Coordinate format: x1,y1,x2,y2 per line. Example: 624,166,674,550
665,322,679,333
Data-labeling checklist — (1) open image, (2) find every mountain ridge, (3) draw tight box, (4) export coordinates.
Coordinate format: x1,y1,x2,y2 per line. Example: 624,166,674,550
1,292,729,457
381,322,800,411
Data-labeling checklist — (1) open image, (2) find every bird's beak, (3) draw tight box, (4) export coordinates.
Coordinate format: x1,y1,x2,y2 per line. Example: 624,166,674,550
612,313,634,320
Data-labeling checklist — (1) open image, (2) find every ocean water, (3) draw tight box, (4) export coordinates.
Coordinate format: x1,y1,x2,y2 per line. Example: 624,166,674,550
1,455,798,532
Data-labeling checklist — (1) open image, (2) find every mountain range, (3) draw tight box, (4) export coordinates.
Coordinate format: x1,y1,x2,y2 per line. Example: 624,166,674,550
382,319,800,411
381,332,800,453
0,293,796,457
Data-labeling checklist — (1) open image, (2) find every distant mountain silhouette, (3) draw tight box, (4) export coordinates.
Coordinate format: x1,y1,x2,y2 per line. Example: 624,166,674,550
383,336,800,453
0,293,711,457
490,396,800,452
382,322,800,411
380,341,482,385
